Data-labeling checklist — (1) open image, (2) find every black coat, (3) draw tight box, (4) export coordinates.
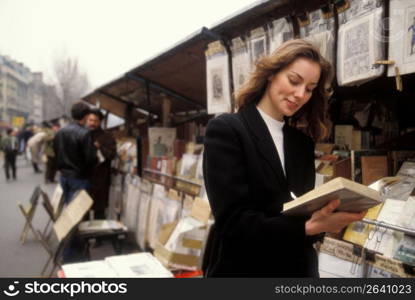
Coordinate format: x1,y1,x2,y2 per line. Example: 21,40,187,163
90,128,117,213
203,102,320,277
54,122,97,179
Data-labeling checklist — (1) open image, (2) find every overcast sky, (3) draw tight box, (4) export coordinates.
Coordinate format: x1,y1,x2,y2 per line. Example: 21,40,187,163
0,0,256,92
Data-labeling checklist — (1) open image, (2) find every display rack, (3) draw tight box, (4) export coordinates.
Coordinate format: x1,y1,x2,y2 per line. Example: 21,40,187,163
143,168,202,187
362,218,415,238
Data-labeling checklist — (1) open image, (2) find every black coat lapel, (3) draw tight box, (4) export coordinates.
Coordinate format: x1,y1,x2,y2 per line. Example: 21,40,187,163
239,103,288,188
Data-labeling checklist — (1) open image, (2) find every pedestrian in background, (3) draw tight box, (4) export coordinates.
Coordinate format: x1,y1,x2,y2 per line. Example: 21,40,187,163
17,124,33,162
27,126,46,173
1,128,19,181
43,122,60,183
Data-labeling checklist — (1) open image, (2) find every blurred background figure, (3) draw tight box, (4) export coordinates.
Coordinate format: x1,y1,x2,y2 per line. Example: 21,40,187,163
17,124,34,163
1,128,19,181
86,108,116,219
43,122,60,183
27,125,46,173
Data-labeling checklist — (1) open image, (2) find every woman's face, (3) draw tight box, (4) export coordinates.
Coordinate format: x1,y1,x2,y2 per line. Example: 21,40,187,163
259,57,321,121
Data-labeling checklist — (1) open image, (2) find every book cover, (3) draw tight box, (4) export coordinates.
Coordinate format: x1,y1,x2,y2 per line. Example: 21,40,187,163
361,156,388,185
333,158,352,180
282,177,381,216
335,125,354,150
342,203,383,246
351,149,388,183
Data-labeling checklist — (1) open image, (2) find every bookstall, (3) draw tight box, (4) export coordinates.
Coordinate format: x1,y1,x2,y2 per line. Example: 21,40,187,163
71,0,415,278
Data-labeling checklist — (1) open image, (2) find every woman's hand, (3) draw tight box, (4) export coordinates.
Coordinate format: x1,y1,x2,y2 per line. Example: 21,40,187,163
305,199,367,236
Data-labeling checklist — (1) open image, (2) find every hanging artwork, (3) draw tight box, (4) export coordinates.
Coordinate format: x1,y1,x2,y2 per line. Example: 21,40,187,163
248,26,268,68
388,0,415,76
299,7,335,66
336,0,385,86
205,41,232,114
231,37,251,93
268,17,294,54
148,127,176,157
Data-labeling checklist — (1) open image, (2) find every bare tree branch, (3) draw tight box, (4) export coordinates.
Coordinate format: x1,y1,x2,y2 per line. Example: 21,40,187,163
52,55,90,117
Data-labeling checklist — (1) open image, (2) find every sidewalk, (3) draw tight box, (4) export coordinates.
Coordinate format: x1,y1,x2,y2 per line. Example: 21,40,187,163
0,154,138,277
0,155,53,277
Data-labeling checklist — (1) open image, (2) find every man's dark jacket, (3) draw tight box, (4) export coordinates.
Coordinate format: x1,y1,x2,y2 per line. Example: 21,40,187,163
54,122,97,179
89,128,117,213
202,102,320,277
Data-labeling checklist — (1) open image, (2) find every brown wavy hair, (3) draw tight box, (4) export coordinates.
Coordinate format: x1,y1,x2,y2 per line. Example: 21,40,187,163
236,39,333,141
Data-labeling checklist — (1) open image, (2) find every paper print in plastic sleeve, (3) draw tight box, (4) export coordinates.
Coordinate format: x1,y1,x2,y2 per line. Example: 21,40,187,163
388,0,415,76
299,7,335,66
336,0,385,86
205,41,232,114
231,37,252,94
268,17,294,54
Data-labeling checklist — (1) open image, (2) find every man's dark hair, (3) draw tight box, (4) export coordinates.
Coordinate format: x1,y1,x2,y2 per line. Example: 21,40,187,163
6,128,13,135
42,121,52,128
88,108,104,121
71,101,91,121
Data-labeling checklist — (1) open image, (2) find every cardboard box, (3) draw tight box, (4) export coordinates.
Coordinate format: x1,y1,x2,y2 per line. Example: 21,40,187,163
154,217,208,271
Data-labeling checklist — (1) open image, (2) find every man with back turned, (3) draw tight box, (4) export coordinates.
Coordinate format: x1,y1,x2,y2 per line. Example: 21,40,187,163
54,101,97,204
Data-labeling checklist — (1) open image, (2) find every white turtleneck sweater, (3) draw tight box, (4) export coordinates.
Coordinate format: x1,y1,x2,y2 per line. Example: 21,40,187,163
257,106,285,175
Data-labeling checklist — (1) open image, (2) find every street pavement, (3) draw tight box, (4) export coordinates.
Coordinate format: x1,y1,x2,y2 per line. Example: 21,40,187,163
0,155,53,277
0,154,139,278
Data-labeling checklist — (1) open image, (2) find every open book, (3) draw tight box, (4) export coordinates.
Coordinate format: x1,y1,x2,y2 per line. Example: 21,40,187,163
282,177,381,216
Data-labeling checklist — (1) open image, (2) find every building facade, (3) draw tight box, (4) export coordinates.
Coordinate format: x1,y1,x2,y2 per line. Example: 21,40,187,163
0,55,46,126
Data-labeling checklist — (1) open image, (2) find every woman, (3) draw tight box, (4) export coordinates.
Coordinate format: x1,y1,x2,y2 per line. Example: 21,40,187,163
202,39,366,277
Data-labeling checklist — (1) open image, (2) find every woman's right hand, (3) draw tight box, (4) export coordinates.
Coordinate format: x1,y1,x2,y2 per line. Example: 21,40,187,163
305,199,367,236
